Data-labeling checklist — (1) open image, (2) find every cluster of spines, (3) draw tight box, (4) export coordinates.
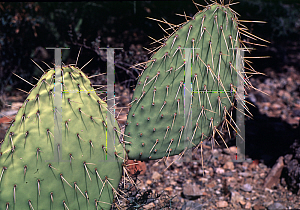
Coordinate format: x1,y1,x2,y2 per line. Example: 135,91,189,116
125,1,268,163
0,64,125,210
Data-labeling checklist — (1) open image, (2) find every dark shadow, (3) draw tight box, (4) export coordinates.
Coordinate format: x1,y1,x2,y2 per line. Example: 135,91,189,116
243,99,299,167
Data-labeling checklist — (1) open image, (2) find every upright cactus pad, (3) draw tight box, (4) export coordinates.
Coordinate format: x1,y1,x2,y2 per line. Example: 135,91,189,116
125,2,244,160
0,65,124,210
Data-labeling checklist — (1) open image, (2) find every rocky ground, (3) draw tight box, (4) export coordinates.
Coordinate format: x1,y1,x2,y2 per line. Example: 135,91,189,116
119,143,300,210
112,41,300,209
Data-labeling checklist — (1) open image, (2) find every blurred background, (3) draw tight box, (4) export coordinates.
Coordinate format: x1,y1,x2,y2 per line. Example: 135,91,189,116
0,1,299,93
0,0,299,171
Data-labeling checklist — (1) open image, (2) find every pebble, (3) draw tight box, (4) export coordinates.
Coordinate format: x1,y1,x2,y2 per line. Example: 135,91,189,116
143,202,155,209
170,180,177,186
215,168,225,174
245,201,252,209
164,186,172,191
151,171,162,180
182,183,202,199
239,171,251,177
216,200,228,208
223,171,233,177
259,172,267,178
267,202,286,210
222,146,237,155
0,110,18,116
198,177,208,182
173,155,183,167
125,160,146,175
241,183,253,192
253,204,266,210
223,161,235,170
181,201,203,210
11,102,23,110
206,180,216,188
231,191,244,205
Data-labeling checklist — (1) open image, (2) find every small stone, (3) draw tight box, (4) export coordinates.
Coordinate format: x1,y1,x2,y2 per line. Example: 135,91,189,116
223,171,233,177
264,201,274,207
208,167,214,176
143,202,155,209
11,102,23,110
226,177,235,183
267,202,286,210
206,180,216,188
199,189,207,196
231,191,244,205
198,177,208,182
126,160,146,175
251,196,257,200
215,168,225,174
254,173,260,180
286,117,299,127
284,154,293,164
238,172,251,177
164,186,173,191
181,201,203,210
241,183,253,192
0,116,13,125
173,155,183,167
283,91,291,101
270,103,281,110
258,163,267,169
292,108,300,117
245,202,252,209
182,183,202,199
264,156,284,188
259,172,266,178
151,171,162,180
175,186,182,190
211,149,219,156
216,200,228,208
223,161,235,170
248,160,259,170
223,146,237,155
253,204,266,210
239,200,246,206
218,196,225,200
170,180,177,186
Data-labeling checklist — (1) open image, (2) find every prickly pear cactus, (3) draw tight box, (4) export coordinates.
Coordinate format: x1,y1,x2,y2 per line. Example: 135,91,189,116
0,65,124,210
125,2,242,160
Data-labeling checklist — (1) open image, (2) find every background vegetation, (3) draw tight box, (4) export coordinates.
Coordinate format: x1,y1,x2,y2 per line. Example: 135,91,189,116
0,0,299,96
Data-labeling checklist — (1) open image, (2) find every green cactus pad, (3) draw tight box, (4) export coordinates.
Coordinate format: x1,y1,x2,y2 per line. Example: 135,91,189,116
0,66,124,210
125,3,241,160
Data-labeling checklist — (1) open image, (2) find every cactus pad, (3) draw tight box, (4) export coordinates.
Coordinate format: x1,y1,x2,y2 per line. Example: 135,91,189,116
125,3,243,160
0,65,124,210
